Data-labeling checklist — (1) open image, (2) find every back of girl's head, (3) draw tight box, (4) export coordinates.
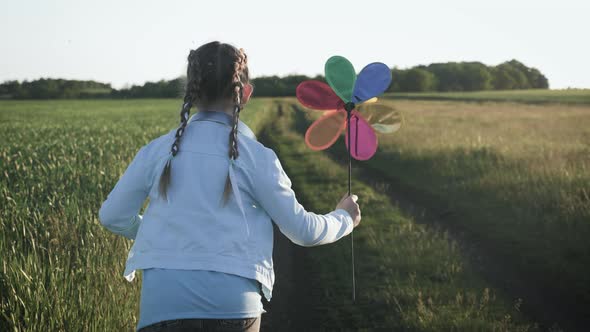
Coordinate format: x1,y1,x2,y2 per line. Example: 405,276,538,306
186,41,249,108
158,41,250,202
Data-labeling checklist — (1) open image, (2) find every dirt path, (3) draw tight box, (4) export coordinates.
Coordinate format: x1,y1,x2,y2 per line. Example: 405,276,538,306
258,106,316,331
259,224,308,331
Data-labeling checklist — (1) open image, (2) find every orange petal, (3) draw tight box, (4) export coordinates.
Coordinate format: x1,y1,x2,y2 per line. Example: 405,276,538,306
305,110,346,150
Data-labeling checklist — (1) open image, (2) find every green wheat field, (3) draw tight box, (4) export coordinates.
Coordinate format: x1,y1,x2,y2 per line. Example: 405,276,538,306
1,91,589,331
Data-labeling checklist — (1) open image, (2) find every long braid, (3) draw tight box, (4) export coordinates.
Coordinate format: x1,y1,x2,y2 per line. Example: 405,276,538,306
222,48,248,204
158,50,201,201
229,47,248,160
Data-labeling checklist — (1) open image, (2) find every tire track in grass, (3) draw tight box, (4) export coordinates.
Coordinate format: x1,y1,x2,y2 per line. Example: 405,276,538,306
258,101,537,331
257,102,320,331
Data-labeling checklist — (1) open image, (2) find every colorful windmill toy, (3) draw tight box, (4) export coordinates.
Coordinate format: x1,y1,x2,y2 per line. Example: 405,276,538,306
295,55,403,301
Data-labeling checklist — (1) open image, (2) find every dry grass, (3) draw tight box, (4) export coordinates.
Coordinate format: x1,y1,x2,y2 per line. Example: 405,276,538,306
358,99,590,315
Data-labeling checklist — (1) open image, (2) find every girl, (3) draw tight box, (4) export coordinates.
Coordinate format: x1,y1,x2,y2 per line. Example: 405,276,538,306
98,41,361,332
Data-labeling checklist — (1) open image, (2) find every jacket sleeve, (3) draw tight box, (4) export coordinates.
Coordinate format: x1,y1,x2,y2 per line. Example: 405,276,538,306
253,148,354,247
98,145,152,240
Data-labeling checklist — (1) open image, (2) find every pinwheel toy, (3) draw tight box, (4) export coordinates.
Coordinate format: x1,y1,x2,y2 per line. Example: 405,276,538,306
296,55,403,301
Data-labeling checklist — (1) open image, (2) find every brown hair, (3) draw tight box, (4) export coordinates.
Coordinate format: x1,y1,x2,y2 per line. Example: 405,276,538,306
158,41,249,203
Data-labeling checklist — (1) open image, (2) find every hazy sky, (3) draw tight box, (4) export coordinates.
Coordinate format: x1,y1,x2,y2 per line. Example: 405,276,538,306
1,0,588,89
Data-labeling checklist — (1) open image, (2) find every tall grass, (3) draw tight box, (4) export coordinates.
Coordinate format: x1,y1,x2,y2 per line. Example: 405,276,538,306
0,99,274,331
320,99,590,322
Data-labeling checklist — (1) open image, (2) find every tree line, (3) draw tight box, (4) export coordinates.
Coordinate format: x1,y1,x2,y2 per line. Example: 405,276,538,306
0,78,114,99
0,59,548,99
391,59,548,92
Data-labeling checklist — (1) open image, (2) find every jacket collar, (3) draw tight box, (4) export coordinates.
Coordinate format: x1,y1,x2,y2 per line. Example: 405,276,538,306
188,110,256,141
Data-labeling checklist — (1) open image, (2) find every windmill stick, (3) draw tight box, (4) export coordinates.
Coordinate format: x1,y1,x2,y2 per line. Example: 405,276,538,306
346,107,356,303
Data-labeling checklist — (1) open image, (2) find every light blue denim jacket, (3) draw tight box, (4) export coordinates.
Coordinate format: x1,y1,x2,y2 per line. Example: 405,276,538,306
98,110,354,301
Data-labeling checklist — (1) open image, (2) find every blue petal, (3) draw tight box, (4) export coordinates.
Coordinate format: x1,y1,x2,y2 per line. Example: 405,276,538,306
352,62,392,103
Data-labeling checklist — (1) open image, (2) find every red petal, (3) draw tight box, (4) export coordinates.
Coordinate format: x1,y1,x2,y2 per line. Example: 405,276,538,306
296,80,343,111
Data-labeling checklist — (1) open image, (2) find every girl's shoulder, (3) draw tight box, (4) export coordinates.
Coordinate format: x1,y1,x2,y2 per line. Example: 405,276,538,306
139,129,176,165
241,140,284,178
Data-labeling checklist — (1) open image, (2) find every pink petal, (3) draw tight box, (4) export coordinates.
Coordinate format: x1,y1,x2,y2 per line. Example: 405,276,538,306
345,110,378,160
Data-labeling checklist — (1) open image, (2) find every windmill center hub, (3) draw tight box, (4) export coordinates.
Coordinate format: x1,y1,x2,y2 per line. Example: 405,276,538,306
344,102,356,113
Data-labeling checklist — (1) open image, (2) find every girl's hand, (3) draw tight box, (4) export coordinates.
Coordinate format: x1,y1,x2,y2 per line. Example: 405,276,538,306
336,193,361,228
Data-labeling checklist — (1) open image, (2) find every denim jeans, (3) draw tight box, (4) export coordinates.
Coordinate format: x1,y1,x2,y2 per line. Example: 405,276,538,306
137,316,261,332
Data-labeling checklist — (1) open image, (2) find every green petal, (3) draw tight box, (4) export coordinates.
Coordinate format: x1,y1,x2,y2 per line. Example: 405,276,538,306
325,56,356,103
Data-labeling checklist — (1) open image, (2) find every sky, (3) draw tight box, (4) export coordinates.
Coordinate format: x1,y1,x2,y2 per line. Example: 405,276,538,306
1,0,589,89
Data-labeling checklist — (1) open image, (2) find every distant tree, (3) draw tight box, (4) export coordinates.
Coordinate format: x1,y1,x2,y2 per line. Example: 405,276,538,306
0,80,21,98
250,75,315,97
505,60,532,89
491,65,516,90
492,62,530,90
399,68,436,92
312,74,326,83
459,62,492,91
281,75,311,96
528,68,549,89
250,76,283,97
426,62,464,91
388,68,404,92
505,60,548,89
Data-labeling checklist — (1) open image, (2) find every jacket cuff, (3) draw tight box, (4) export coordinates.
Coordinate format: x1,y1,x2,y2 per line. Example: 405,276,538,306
103,214,142,240
332,208,354,234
